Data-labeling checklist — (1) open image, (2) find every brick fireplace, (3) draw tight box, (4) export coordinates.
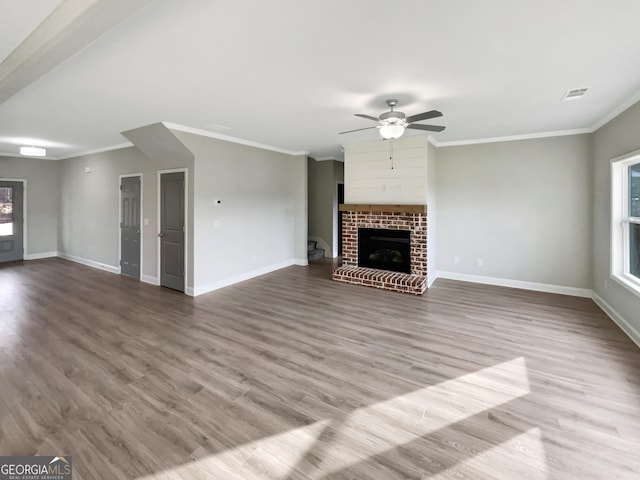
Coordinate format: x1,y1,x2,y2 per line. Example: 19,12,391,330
332,204,427,295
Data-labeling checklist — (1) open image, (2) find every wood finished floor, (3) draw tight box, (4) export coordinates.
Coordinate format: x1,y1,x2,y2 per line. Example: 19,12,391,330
1,258,639,480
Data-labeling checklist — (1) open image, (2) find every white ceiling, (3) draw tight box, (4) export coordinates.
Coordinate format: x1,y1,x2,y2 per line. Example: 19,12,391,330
0,0,61,61
2,0,640,160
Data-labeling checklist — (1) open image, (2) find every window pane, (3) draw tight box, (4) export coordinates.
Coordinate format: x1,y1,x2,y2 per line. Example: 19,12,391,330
631,223,640,279
0,187,13,237
630,163,640,217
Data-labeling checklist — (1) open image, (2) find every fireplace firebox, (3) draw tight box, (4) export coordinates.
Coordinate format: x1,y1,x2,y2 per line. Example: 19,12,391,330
358,228,411,273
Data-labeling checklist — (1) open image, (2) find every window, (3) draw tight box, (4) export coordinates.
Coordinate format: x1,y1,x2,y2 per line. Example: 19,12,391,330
0,186,13,237
611,151,640,295
630,163,640,279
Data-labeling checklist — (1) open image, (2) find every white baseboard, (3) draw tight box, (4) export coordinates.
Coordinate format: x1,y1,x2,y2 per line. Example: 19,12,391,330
24,251,58,260
592,292,640,349
57,252,120,275
141,274,191,294
435,271,593,298
193,259,298,297
309,236,333,258
294,258,309,266
427,271,438,288
141,274,160,286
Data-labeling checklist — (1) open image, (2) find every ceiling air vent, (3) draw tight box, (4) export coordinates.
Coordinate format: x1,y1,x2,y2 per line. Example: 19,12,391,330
563,87,589,101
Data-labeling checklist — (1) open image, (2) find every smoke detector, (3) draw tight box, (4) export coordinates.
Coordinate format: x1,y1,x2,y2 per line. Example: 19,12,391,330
563,87,589,101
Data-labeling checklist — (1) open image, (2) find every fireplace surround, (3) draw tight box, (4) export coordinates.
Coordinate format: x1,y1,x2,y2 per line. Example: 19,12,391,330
332,204,427,294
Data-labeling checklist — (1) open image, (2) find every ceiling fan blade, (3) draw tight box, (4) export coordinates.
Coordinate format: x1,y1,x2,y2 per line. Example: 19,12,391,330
406,124,446,132
339,126,378,134
354,114,379,122
405,110,443,123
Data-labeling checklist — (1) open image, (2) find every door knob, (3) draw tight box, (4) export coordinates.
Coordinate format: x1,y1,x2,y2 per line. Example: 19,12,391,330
157,232,165,237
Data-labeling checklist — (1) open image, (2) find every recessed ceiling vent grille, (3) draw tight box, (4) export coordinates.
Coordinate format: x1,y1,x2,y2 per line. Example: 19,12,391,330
563,87,589,101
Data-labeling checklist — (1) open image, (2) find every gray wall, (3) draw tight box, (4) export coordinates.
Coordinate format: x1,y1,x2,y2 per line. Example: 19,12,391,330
436,134,592,289
58,146,195,288
173,131,307,294
308,158,343,256
293,155,308,262
0,156,58,256
593,100,640,335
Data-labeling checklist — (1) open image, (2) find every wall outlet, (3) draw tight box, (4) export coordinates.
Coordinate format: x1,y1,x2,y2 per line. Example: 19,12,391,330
477,258,484,267
453,256,460,265
143,218,149,226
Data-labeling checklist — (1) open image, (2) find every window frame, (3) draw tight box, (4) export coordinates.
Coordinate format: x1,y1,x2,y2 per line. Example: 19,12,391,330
611,150,640,296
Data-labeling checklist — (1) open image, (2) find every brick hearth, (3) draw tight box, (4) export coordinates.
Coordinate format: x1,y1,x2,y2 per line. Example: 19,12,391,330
332,206,427,294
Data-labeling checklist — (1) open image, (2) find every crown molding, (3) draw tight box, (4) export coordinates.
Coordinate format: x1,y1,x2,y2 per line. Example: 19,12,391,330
8,89,640,160
590,88,640,131
429,89,640,148
59,142,134,160
0,151,58,160
163,122,309,156
433,127,592,147
427,135,439,147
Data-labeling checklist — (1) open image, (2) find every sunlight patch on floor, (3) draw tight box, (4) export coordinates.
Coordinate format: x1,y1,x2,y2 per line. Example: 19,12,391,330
138,357,532,479
0,312,22,356
142,420,333,480
425,428,548,480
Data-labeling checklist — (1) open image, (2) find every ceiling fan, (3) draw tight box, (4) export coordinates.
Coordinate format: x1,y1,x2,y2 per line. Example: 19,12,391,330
339,99,445,139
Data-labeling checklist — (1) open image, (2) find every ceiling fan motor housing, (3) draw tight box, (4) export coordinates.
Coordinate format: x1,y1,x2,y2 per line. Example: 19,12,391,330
380,110,407,126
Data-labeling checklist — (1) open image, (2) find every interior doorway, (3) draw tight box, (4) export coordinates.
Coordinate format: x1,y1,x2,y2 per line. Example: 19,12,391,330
0,180,24,263
120,175,141,279
159,171,185,292
337,182,344,257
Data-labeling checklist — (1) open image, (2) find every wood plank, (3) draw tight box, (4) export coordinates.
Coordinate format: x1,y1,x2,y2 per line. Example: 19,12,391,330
339,203,427,213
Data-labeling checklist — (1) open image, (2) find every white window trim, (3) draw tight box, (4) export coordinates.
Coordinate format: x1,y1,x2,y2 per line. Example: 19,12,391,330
611,149,640,297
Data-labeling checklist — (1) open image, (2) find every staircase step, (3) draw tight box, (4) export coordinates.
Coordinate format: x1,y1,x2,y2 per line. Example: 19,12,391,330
308,248,324,261
307,240,317,252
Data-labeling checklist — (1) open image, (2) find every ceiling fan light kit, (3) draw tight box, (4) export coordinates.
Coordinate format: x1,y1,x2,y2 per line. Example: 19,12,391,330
340,98,446,140
379,124,405,139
